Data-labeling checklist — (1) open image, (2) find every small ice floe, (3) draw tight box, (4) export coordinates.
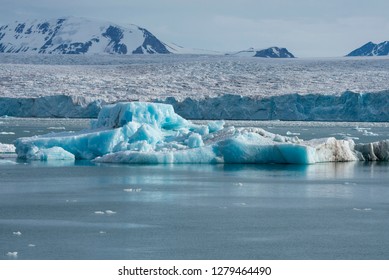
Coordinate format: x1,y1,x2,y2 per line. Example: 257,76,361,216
354,127,379,136
6,252,18,257
233,182,244,187
234,202,247,207
0,143,16,153
47,127,66,130
362,130,379,136
353,208,372,211
13,231,22,236
0,132,15,135
345,137,359,141
99,231,107,234
123,188,142,192
0,160,17,165
28,244,36,247
95,210,117,215
286,131,300,136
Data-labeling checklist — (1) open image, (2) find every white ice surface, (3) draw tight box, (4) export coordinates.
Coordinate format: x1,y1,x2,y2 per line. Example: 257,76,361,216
0,143,15,153
1,55,389,121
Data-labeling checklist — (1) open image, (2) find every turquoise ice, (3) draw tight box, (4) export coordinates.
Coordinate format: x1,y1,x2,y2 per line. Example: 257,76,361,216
14,102,389,164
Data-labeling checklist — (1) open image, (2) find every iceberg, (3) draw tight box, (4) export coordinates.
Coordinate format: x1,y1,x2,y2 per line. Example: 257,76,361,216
14,102,389,164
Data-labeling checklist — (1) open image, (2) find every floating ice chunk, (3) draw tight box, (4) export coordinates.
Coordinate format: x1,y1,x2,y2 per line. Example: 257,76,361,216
0,131,15,135
234,202,247,207
0,143,16,153
0,159,17,165
14,102,389,164
353,208,372,211
6,252,18,257
362,130,379,136
48,127,66,130
25,146,75,161
355,140,389,161
94,211,105,215
28,244,36,247
13,231,22,236
354,127,379,136
305,137,358,163
286,131,300,136
123,188,142,192
105,210,116,215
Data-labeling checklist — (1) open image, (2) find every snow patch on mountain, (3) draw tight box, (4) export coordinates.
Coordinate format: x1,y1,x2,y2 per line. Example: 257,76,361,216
0,17,171,54
226,47,295,58
347,41,389,56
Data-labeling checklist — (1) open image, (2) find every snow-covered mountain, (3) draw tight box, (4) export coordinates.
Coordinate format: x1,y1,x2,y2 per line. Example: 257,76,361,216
0,17,171,54
226,47,295,58
347,41,389,56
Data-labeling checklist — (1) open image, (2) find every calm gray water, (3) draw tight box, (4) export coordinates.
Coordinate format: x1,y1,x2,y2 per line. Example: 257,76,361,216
1,118,389,260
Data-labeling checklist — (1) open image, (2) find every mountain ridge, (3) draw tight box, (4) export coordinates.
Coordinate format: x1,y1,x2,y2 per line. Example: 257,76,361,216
347,41,389,56
0,16,171,55
226,47,295,58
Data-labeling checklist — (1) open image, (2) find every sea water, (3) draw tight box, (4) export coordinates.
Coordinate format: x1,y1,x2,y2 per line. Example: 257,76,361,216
0,118,389,259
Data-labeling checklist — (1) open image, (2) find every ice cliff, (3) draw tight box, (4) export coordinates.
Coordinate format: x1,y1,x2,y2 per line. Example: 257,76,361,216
0,95,103,118
14,102,389,164
2,90,389,121
162,90,389,121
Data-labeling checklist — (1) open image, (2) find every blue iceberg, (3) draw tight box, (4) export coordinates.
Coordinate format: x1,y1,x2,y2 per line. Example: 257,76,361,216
14,102,389,163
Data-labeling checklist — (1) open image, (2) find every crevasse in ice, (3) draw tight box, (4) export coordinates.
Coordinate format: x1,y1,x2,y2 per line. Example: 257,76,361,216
14,102,389,163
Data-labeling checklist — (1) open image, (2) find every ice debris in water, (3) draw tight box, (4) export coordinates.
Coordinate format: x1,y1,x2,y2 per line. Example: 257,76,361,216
94,210,116,215
12,231,22,236
124,188,142,192
13,102,389,164
6,252,18,257
353,208,372,211
0,143,16,153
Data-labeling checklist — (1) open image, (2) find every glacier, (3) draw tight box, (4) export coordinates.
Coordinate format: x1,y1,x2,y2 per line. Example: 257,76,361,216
2,55,389,121
14,102,389,164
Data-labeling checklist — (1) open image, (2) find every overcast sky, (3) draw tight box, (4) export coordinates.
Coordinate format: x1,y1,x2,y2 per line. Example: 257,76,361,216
1,0,389,57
